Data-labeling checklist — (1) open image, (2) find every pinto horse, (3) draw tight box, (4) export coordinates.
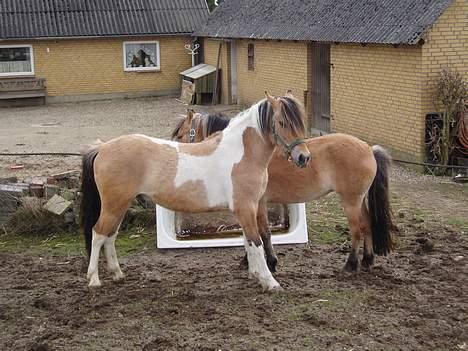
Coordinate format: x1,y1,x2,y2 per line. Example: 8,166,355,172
172,110,394,273
80,93,310,291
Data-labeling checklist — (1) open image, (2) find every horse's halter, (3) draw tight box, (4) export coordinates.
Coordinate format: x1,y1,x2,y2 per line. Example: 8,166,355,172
188,114,205,143
271,117,305,160
189,117,197,143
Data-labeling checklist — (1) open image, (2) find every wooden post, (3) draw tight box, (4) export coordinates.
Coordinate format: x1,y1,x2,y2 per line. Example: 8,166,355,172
212,43,222,105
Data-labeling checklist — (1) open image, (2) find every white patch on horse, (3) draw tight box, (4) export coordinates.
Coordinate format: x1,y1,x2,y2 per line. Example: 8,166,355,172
104,233,124,281
243,235,281,291
136,134,180,151
87,230,107,287
174,103,261,209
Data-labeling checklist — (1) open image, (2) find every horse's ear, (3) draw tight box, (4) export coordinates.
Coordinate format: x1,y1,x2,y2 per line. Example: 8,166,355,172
186,108,194,121
285,90,294,98
265,91,279,109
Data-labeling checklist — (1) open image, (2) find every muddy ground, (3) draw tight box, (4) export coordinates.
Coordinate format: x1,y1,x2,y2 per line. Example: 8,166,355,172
1,98,467,350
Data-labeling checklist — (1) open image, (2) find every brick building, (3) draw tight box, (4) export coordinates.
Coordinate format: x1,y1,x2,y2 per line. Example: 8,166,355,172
0,0,208,102
196,0,467,162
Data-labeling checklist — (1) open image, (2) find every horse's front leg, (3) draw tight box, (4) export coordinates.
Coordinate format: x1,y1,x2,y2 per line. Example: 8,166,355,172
257,197,278,272
235,203,282,292
238,198,278,273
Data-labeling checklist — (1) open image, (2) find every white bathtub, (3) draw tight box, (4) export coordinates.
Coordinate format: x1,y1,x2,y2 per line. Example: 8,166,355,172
156,203,308,248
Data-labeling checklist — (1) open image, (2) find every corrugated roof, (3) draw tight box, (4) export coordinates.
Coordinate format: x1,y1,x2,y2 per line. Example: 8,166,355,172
195,0,454,45
0,0,209,40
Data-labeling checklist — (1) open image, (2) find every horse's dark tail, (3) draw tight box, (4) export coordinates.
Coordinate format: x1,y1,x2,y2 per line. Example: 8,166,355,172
368,145,394,256
80,147,101,259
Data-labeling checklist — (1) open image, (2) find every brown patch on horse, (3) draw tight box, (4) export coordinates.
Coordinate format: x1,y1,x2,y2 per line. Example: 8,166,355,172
92,135,216,225
265,134,376,203
231,128,275,236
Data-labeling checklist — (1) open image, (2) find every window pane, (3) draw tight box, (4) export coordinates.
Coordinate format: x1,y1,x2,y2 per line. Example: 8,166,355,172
125,43,158,68
0,47,32,74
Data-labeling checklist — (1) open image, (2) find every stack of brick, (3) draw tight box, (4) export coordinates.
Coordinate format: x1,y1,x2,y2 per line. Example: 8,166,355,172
0,171,81,226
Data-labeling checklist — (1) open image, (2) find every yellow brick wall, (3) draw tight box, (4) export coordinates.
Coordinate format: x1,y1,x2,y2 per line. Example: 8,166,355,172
421,0,468,113
203,38,308,107
235,40,308,107
330,44,424,160
6,36,192,96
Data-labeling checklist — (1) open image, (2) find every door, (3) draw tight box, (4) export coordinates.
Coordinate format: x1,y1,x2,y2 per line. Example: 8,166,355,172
309,43,331,133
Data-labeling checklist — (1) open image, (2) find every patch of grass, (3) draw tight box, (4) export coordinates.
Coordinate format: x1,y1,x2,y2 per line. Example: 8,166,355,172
0,229,154,256
446,217,468,233
318,289,368,308
309,226,347,245
287,289,368,323
306,194,349,245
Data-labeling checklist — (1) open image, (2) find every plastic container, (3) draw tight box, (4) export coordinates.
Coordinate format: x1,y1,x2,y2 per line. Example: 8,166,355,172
156,203,308,248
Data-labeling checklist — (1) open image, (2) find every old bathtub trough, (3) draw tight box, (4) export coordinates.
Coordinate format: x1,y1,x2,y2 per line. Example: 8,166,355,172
156,203,308,248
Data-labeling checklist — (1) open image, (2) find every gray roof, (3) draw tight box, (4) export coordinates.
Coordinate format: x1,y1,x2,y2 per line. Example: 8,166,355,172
0,0,209,40
195,0,453,45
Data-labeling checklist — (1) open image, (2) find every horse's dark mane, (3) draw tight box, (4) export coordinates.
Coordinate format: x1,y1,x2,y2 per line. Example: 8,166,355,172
258,96,306,138
204,113,230,137
170,117,186,139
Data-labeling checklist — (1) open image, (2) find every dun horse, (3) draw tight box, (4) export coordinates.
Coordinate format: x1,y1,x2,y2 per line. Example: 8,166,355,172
172,110,394,273
80,93,310,291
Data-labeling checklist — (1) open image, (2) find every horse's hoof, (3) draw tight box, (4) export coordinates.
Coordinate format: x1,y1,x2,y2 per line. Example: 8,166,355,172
269,285,284,293
267,257,278,273
360,260,373,273
88,279,102,288
342,261,358,273
264,283,283,293
361,254,374,272
113,271,125,281
361,265,372,273
239,255,249,270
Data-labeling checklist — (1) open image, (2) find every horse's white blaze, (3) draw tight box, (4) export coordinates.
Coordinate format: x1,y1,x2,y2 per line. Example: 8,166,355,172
136,134,180,151
243,236,281,291
104,233,124,281
87,230,107,287
174,104,260,209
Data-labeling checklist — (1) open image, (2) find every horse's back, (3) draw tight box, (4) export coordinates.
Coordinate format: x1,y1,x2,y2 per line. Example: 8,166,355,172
92,134,179,197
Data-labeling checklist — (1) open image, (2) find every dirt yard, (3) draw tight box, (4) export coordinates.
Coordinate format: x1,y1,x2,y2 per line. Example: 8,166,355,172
1,98,467,351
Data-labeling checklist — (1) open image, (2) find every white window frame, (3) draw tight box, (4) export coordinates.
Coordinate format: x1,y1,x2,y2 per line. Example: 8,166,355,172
0,44,35,77
123,41,160,72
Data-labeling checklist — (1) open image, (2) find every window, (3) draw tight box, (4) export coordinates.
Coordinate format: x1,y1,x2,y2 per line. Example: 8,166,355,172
248,43,255,71
123,41,160,72
0,45,34,77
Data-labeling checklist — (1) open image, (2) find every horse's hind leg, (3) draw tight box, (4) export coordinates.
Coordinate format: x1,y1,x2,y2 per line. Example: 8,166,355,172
341,196,365,273
87,230,107,287
87,198,131,287
104,228,125,281
360,204,374,272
